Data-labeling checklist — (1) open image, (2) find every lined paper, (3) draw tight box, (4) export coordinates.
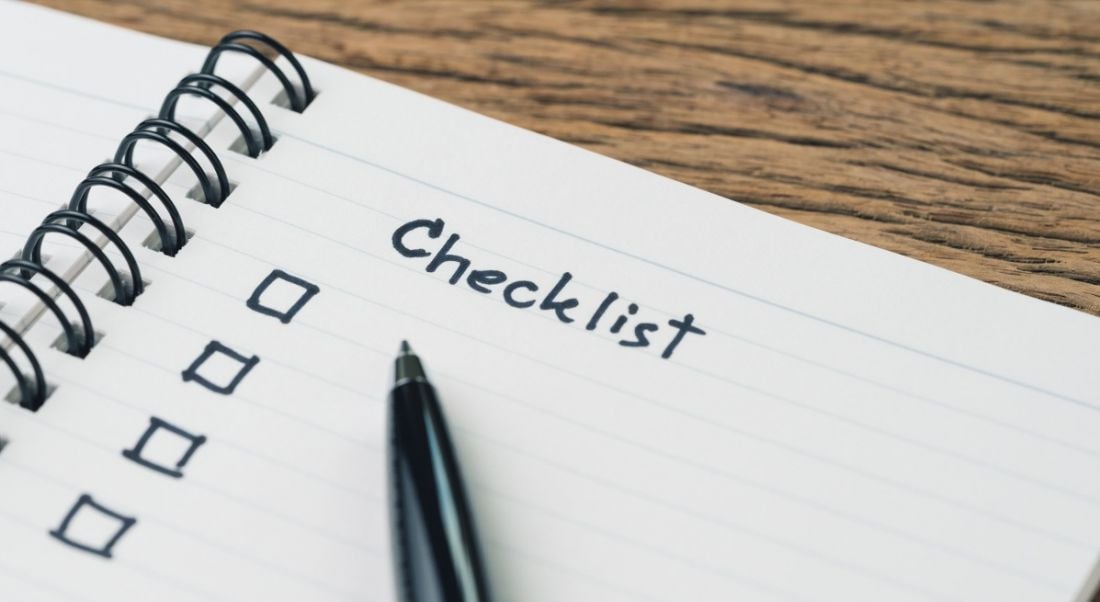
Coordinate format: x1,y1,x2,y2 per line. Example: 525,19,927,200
1,2,1099,601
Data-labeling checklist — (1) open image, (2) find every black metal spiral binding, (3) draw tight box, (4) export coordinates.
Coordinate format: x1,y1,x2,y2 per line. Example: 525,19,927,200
0,319,46,411
202,30,317,112
0,262,93,358
122,119,232,207
0,342,29,408
160,84,264,159
179,74,275,152
75,162,188,256
23,211,145,306
0,30,312,410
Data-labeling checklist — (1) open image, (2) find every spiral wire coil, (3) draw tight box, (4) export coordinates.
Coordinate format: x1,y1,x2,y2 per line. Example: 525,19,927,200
0,30,313,411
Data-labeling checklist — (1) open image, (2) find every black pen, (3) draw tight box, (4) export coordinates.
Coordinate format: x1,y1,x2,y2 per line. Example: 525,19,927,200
387,341,492,602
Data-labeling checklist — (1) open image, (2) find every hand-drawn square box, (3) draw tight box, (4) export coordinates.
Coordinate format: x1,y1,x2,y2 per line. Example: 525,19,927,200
181,340,259,395
49,494,136,559
246,269,320,324
122,416,207,478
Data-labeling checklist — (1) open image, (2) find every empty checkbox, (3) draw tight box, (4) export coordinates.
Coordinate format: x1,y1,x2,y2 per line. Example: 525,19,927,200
122,416,207,478
246,269,320,324
49,494,137,559
181,340,259,395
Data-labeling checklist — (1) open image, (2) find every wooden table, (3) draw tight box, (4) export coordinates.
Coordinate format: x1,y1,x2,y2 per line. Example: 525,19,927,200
34,0,1100,315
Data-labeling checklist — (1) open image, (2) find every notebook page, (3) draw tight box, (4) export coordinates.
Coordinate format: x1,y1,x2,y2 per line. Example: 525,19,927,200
0,3,1098,602
228,52,1100,600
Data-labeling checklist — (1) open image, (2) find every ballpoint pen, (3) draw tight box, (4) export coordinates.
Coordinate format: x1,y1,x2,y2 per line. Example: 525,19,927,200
387,341,491,602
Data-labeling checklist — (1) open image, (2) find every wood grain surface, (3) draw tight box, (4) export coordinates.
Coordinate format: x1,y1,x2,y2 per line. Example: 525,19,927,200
31,0,1100,315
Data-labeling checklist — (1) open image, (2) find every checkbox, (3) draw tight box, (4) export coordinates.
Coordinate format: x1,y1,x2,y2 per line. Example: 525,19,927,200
181,340,259,395
246,269,320,324
49,494,136,559
122,416,207,478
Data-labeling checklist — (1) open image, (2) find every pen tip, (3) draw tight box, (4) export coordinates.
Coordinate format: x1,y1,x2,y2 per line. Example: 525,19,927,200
394,340,426,383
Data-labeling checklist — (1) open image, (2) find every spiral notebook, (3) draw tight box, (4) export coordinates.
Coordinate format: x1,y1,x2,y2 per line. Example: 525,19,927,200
2,3,1100,601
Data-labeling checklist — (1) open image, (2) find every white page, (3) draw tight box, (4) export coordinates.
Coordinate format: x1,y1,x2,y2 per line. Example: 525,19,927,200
1,2,1099,602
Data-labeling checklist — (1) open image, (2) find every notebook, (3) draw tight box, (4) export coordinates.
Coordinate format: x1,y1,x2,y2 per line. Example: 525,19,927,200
1,2,1099,601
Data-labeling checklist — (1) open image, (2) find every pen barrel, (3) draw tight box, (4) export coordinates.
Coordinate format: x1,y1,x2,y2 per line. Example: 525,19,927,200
388,380,491,602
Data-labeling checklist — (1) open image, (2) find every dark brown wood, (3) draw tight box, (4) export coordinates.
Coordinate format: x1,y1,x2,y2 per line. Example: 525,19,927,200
32,0,1100,314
